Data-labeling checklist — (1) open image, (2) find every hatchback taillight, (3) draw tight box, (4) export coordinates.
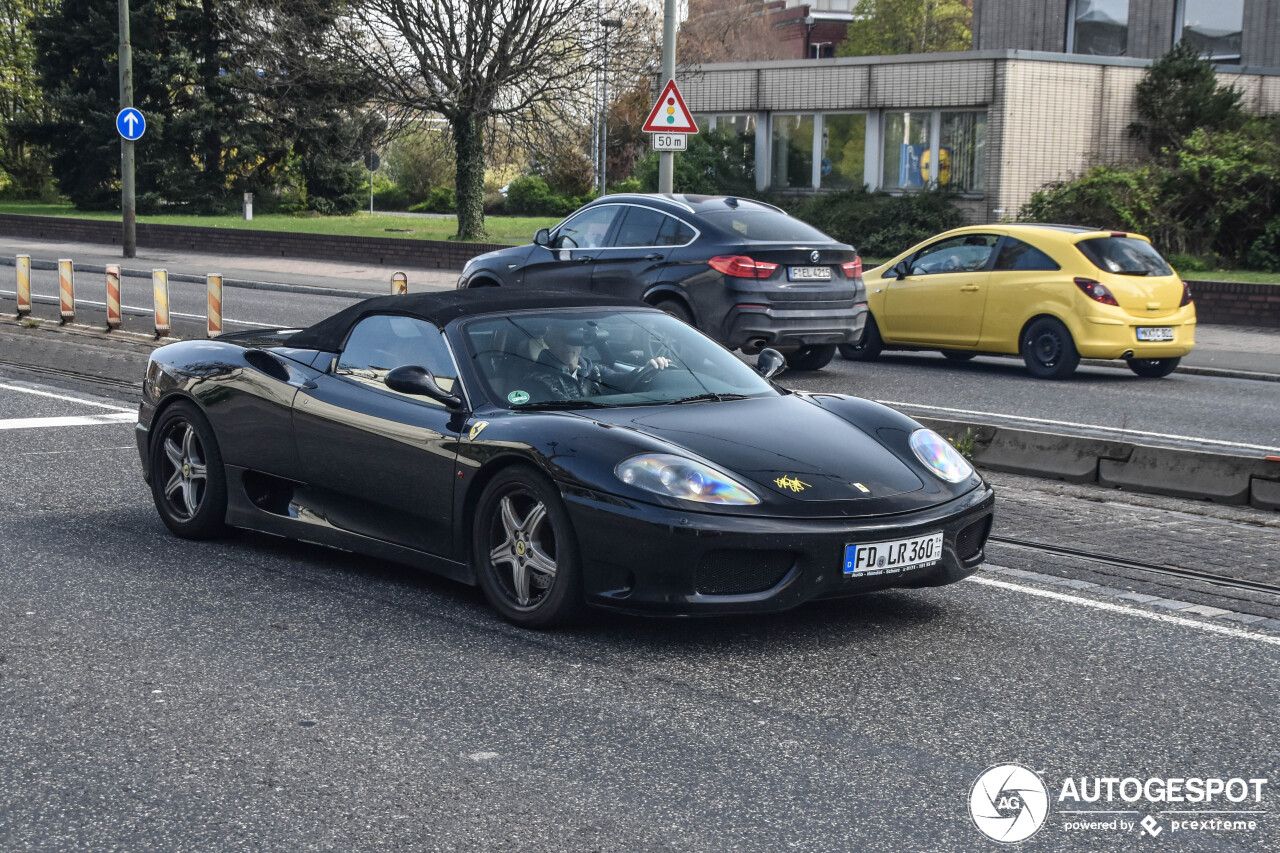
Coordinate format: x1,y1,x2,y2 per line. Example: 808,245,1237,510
1074,277,1119,306
1180,280,1193,307
841,257,863,278
708,255,778,279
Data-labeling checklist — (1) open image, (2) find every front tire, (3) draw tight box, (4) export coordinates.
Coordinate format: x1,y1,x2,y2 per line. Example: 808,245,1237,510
1127,357,1180,378
839,314,883,361
473,467,585,629
785,344,836,371
1021,317,1080,379
149,400,227,539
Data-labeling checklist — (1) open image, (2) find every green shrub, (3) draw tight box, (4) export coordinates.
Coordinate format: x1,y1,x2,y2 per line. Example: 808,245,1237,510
633,127,755,196
409,186,456,214
373,182,413,211
789,187,965,257
1245,218,1280,273
503,175,594,217
1165,252,1212,273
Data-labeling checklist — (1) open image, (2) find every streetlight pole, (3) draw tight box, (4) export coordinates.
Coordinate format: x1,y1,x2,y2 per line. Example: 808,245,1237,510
658,0,676,193
118,0,136,258
599,18,622,197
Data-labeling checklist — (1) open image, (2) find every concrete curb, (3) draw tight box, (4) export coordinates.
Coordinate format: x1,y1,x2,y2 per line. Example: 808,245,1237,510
917,416,1280,512
0,255,377,299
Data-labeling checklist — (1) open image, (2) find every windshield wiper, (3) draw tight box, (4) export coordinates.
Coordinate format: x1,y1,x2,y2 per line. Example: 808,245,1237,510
663,392,752,405
512,399,615,410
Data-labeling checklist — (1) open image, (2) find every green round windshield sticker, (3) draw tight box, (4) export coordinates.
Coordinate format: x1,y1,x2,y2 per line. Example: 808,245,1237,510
508,390,530,405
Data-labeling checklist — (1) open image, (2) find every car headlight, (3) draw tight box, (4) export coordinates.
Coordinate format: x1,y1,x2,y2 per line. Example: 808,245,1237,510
910,429,974,483
615,453,760,505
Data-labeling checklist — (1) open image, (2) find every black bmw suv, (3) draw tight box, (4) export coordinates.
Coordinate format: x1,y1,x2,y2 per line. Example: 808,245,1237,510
457,194,866,370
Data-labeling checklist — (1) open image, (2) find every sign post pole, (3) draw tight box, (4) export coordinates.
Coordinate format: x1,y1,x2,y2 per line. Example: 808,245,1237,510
118,0,136,259
658,0,677,193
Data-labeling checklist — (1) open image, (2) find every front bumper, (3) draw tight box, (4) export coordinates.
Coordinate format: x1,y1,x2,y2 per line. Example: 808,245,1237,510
563,482,995,615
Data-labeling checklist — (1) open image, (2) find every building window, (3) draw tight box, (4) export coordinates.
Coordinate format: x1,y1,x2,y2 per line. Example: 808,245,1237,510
881,112,930,190
1177,0,1243,64
821,114,866,189
940,112,986,194
1067,0,1129,57
771,114,815,189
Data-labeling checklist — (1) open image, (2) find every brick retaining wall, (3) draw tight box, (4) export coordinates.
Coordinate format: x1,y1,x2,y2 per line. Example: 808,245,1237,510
0,213,507,271
1,213,1277,326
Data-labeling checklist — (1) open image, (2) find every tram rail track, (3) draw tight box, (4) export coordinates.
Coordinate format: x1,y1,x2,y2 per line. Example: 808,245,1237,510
989,535,1280,598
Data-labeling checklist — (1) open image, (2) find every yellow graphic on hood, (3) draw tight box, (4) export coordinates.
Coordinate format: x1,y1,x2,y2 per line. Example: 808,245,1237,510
774,475,811,493
468,420,490,441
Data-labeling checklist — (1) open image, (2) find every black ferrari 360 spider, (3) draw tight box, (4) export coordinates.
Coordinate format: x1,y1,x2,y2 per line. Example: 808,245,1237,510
137,290,994,627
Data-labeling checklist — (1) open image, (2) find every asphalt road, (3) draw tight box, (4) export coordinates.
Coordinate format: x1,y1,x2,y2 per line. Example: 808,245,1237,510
2,377,1277,852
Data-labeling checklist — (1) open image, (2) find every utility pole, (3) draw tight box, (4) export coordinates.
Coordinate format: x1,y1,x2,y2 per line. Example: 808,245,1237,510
599,18,622,197
118,0,136,258
658,0,676,193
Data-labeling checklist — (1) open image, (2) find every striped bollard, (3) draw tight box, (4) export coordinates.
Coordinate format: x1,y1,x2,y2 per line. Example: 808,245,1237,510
15,254,31,317
152,268,171,338
58,258,75,324
391,271,408,295
105,265,122,330
207,273,223,338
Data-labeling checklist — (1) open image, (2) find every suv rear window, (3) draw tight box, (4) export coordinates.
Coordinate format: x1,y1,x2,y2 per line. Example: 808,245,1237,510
702,210,833,243
1076,237,1173,277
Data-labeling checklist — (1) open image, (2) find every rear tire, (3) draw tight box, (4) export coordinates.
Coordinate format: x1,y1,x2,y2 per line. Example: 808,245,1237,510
149,401,227,540
785,344,836,371
652,298,693,325
1020,317,1080,379
1127,357,1180,378
941,350,976,362
839,315,883,361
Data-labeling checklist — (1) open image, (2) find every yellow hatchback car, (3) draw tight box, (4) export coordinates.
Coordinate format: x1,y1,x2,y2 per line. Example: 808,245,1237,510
841,224,1196,379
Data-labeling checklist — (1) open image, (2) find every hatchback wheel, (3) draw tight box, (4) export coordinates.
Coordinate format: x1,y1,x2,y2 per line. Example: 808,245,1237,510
1021,317,1080,379
785,344,836,371
1127,357,1180,378
149,401,227,539
473,467,584,628
839,315,883,361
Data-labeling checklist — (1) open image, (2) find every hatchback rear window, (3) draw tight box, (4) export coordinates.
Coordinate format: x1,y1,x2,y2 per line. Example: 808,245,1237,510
701,210,833,243
1076,237,1173,277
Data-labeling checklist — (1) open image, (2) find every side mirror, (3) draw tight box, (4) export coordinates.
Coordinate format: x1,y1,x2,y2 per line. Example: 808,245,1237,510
385,365,465,410
755,348,787,380
533,228,550,246
893,260,911,280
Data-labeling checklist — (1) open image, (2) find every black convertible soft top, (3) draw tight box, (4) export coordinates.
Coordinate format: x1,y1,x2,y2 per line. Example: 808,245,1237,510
287,289,650,352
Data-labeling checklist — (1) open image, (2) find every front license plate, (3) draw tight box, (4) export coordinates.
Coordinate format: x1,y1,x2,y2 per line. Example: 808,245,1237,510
1136,326,1174,342
788,266,832,281
844,532,944,577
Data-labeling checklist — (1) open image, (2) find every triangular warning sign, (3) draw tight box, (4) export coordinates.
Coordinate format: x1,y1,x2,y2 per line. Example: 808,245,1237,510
642,80,698,134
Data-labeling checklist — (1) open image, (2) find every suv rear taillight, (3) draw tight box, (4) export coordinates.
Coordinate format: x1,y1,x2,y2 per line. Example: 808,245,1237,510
1180,280,1193,307
1074,277,1119,306
841,257,863,278
708,255,778,279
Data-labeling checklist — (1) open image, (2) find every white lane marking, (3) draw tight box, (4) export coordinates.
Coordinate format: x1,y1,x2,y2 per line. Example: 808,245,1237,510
966,575,1280,647
0,381,134,412
0,413,136,430
0,289,280,328
19,446,135,455
881,399,1280,453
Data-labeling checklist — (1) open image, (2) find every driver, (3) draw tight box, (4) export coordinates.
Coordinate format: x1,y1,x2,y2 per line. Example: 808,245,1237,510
525,321,671,400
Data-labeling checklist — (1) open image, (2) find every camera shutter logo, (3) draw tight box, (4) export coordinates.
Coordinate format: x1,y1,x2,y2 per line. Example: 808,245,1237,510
969,764,1050,843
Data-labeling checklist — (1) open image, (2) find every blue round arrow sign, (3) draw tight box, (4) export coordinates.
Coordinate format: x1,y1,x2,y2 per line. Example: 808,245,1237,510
116,108,146,141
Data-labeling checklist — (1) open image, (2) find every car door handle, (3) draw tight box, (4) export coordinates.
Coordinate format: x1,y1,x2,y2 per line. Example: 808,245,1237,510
960,285,980,292
577,255,593,263
644,253,664,261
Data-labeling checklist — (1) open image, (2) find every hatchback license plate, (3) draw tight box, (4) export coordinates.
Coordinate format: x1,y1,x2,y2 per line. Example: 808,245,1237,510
1136,326,1174,342
844,532,943,577
789,266,831,281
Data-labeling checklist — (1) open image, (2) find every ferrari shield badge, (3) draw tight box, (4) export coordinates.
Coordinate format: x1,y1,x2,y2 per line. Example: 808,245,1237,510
468,420,490,440
774,475,811,492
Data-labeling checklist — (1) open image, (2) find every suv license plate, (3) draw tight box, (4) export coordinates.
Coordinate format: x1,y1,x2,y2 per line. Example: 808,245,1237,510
1136,327,1174,342
844,532,943,577
789,266,832,281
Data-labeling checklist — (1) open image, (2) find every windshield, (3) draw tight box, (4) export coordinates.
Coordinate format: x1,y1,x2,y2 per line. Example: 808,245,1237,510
461,309,778,409
1076,237,1173,277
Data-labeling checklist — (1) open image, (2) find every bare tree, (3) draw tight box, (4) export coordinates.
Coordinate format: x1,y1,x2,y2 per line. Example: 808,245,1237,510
341,0,656,240
678,0,793,65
